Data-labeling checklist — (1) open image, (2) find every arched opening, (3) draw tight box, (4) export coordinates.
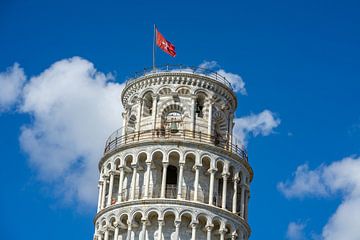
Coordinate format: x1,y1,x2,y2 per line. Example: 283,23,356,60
123,155,133,201
165,165,178,199
132,212,143,239
195,92,206,118
127,115,137,133
118,214,129,239
163,211,176,239
215,161,224,207
184,153,196,200
179,213,193,240
151,151,164,198
213,110,228,147
147,211,160,240
137,152,147,199
142,92,153,117
161,104,184,134
199,156,211,203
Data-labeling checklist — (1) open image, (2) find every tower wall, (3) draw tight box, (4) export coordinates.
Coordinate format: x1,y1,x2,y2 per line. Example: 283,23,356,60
94,67,253,240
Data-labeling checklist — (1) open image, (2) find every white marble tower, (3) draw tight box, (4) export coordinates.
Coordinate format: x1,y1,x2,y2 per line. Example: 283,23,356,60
93,65,253,240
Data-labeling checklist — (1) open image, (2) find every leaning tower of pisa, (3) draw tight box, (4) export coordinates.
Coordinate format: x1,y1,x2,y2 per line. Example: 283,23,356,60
93,65,253,240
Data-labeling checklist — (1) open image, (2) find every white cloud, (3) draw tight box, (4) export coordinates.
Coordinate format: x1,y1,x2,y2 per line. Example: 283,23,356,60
277,164,328,198
0,63,26,111
19,57,125,207
278,156,360,240
199,61,247,94
233,110,280,145
287,222,307,240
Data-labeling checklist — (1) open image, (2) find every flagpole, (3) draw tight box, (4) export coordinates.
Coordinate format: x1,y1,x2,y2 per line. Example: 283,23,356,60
153,24,156,71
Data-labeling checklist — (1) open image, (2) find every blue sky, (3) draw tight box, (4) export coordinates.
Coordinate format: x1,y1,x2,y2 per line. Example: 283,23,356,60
1,0,360,239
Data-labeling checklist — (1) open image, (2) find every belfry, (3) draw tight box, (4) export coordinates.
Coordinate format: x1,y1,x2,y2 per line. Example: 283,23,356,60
93,65,253,240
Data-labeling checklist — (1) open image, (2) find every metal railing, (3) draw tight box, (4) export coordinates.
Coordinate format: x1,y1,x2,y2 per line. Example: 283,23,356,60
104,128,247,161
125,64,233,90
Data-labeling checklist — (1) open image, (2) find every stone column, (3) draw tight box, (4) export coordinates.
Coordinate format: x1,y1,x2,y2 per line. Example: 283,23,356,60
228,112,234,151
141,219,148,240
144,162,151,198
231,232,238,240
130,164,138,200
174,220,181,240
160,163,168,198
191,222,198,240
177,163,184,199
205,225,213,240
136,99,143,132
207,99,213,136
193,165,200,201
97,233,103,240
152,95,158,130
104,228,109,240
107,171,115,206
208,168,216,205
114,223,119,240
221,173,229,209
121,111,128,144
97,180,103,212
240,185,246,218
157,220,164,240
232,174,239,213
219,229,226,240
117,166,125,203
191,96,196,134
100,176,107,209
126,222,132,240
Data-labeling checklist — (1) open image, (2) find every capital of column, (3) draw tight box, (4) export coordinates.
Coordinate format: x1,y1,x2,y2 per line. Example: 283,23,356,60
233,176,240,183
174,220,181,228
162,162,169,167
141,219,149,226
221,172,230,179
219,228,228,234
208,168,217,174
205,224,214,232
193,164,201,171
190,222,198,229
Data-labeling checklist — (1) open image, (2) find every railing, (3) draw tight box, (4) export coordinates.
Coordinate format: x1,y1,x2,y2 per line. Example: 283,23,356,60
125,64,233,90
165,184,177,199
104,128,248,161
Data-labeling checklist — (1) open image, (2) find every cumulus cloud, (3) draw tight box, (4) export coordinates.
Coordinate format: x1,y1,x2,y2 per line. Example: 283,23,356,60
233,110,280,145
19,57,125,207
0,63,26,111
199,61,247,94
278,156,360,240
287,222,307,240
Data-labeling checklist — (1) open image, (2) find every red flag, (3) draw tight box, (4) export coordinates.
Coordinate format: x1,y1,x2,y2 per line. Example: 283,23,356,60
156,28,176,57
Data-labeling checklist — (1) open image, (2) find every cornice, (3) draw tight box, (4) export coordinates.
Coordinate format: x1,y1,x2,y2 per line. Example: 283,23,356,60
93,198,251,234
121,72,237,110
99,139,253,181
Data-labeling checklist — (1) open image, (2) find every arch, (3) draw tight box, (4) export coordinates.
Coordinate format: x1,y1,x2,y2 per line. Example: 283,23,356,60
168,150,181,164
176,86,191,95
127,114,137,132
151,149,165,161
124,154,134,166
114,157,121,170
142,91,154,117
213,110,228,146
158,87,172,95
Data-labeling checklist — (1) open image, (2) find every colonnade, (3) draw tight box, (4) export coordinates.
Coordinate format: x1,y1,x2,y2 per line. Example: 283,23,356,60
97,153,250,220
94,209,248,240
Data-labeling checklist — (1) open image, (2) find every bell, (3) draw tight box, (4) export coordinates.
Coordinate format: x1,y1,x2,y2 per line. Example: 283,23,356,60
170,121,178,133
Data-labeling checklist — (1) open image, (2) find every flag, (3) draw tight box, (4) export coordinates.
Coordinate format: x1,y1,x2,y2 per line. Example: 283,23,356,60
156,27,176,57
